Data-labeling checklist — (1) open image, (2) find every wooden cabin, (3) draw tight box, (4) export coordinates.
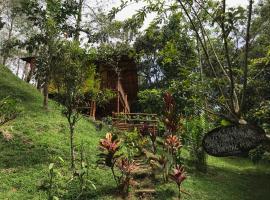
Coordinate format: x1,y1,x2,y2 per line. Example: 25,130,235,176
20,55,139,119
93,56,138,119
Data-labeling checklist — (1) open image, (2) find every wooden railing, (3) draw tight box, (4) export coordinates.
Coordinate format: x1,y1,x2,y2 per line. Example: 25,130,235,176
112,112,158,133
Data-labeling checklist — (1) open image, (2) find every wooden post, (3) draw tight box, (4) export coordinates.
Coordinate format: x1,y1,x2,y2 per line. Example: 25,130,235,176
125,94,128,113
90,100,96,120
117,72,120,113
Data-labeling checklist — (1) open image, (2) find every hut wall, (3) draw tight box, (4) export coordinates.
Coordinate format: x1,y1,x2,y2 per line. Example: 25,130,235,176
97,58,138,117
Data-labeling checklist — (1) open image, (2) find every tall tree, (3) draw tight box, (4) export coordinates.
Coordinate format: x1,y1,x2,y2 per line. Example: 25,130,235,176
20,0,77,109
54,41,95,169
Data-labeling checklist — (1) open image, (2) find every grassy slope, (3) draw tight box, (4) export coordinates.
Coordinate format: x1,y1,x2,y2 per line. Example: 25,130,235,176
0,65,270,200
0,65,114,199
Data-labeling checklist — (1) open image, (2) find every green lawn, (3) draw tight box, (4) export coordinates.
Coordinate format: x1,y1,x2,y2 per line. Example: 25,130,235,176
1,65,270,200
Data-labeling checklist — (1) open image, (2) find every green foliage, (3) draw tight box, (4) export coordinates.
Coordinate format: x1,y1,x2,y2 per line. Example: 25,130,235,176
55,41,95,100
121,129,147,157
37,158,65,200
75,141,96,197
184,115,211,172
53,40,95,169
134,12,196,87
247,48,270,128
249,145,265,164
1,64,270,200
90,89,116,107
97,42,135,71
0,96,21,126
138,89,163,114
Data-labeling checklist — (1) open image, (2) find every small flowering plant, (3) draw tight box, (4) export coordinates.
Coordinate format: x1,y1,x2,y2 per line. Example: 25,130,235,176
163,92,178,134
117,158,137,177
165,134,182,155
169,165,187,199
98,132,121,184
117,158,138,197
100,132,121,154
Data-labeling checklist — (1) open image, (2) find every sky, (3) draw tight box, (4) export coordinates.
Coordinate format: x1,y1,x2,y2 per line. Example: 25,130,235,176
113,0,258,30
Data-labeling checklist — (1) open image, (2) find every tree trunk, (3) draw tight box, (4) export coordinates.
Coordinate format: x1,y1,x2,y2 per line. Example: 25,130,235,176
43,76,49,110
26,64,34,83
240,0,253,114
74,0,83,41
37,78,42,92
90,100,96,120
70,123,75,169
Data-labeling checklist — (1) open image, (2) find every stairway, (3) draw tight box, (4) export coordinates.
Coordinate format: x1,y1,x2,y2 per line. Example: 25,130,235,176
131,157,157,199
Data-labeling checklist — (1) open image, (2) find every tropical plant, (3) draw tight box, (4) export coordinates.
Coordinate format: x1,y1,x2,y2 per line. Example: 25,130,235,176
98,132,122,185
117,158,138,197
164,134,183,179
163,92,179,134
74,141,96,198
184,116,209,172
165,134,182,156
140,123,157,154
169,165,187,200
53,41,95,170
122,129,148,157
138,89,163,114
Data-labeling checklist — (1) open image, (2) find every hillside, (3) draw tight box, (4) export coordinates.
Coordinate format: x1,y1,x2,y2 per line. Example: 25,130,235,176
0,65,114,199
1,65,270,200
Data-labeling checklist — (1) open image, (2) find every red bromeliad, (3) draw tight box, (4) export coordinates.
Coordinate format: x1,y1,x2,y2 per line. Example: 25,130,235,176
99,132,121,185
170,165,186,186
100,132,121,153
117,158,138,197
117,158,137,175
165,134,182,154
163,92,179,133
169,165,187,199
164,92,175,113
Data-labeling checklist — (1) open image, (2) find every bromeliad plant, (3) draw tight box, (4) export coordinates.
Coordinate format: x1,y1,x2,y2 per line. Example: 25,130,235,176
140,123,157,154
98,133,138,197
117,158,138,197
169,165,187,200
98,132,121,185
163,92,179,134
165,134,182,155
153,134,182,182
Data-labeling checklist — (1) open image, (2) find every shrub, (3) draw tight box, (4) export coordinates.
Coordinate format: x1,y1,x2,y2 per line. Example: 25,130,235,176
249,145,265,164
184,116,209,172
117,158,138,197
138,89,163,114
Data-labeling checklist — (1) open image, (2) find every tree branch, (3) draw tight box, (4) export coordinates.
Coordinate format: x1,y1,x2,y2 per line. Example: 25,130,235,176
240,0,253,114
